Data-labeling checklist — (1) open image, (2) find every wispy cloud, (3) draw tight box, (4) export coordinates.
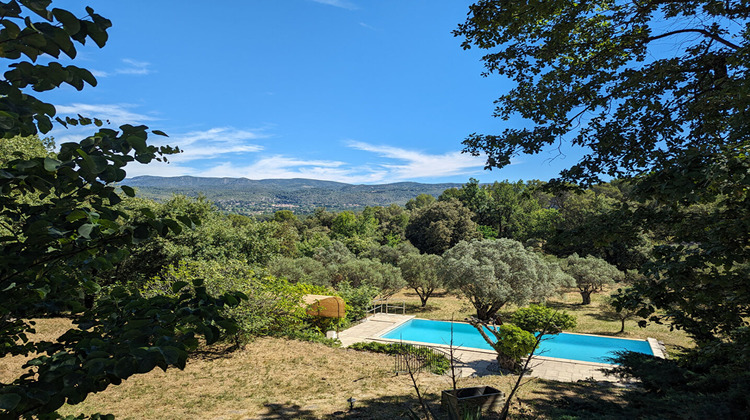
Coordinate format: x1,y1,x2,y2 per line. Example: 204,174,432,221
55,103,158,124
91,58,153,78
358,22,375,30
162,127,267,162
124,138,493,184
196,156,387,184
116,58,152,75
310,0,357,10
110,127,270,178
346,140,489,181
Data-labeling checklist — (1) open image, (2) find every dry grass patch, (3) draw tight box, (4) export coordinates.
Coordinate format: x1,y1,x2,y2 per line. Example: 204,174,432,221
54,337,555,419
4,319,630,419
0,317,72,383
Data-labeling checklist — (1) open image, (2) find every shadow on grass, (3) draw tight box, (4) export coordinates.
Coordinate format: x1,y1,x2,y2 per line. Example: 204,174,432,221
545,300,583,311
191,341,242,361
515,379,635,420
254,403,318,419
330,393,506,420
404,302,439,314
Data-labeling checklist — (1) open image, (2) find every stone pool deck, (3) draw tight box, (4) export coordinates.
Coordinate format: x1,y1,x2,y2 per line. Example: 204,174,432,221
338,313,639,384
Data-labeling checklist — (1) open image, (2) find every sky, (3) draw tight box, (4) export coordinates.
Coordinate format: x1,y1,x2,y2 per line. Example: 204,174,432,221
42,0,586,185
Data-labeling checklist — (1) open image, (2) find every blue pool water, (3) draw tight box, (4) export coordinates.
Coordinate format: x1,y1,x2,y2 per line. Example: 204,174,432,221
380,319,653,364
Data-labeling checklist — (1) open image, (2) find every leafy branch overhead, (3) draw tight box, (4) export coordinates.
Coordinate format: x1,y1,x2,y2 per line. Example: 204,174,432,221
0,1,245,418
456,0,749,186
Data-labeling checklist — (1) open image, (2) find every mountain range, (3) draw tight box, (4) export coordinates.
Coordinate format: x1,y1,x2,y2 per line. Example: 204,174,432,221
123,176,463,215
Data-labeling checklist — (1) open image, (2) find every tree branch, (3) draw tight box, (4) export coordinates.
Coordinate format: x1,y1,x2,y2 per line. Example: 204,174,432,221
647,28,741,50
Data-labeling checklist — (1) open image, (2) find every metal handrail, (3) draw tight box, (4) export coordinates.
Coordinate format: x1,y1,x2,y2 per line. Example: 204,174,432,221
367,299,406,315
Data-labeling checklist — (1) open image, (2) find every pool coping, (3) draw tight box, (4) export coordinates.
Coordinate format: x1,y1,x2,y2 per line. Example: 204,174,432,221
374,317,666,363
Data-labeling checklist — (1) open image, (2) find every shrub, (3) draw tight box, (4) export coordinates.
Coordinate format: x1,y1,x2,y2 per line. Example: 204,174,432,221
337,281,379,322
511,305,577,334
143,260,307,340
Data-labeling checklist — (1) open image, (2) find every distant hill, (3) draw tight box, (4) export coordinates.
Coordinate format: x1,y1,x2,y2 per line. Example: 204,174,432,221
123,176,462,215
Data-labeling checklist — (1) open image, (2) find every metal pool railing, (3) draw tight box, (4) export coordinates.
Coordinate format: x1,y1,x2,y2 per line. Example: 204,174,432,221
392,343,448,374
367,299,406,315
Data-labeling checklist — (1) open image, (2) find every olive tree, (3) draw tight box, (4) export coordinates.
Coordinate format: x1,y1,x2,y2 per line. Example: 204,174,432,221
440,238,572,320
562,253,623,305
399,252,443,307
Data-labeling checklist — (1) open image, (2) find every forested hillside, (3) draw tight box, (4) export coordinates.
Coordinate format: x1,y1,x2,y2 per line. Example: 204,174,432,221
123,176,462,214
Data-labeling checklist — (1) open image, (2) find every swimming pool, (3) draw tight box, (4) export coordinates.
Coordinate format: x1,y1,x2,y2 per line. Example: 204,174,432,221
380,318,654,364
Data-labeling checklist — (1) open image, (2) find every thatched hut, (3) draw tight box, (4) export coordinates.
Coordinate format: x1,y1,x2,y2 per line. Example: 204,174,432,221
302,294,346,318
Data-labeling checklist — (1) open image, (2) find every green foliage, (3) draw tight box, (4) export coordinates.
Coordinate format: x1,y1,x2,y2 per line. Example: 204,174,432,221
488,325,536,362
0,135,54,164
268,256,329,287
455,0,750,412
468,321,536,373
562,253,623,305
604,293,639,334
405,193,436,210
440,239,572,320
1,281,243,419
544,187,651,271
329,258,405,299
145,260,306,339
399,252,443,307
405,198,481,255
511,305,576,334
606,342,750,419
337,281,379,322
0,3,245,418
348,342,450,375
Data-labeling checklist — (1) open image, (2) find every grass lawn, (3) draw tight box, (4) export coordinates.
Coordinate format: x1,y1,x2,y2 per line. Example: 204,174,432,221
1,288,692,419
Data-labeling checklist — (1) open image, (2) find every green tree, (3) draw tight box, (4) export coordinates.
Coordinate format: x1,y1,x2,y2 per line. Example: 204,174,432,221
405,198,481,255
455,0,750,414
440,239,572,320
328,258,405,300
455,0,750,339
604,294,639,334
0,135,54,163
399,252,443,307
0,3,244,418
405,193,436,210
267,256,328,287
562,253,623,305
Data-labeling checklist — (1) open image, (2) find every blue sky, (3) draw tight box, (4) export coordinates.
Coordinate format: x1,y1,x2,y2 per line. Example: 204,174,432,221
44,0,584,184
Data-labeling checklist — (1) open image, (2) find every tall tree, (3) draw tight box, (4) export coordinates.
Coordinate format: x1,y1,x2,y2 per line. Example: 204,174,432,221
440,239,572,320
455,1,750,414
562,253,623,305
455,0,750,342
399,252,443,307
0,3,243,418
405,198,481,255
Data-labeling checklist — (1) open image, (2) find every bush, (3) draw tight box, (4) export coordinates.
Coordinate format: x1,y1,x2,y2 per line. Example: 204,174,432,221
143,260,307,340
337,281,379,322
490,324,537,362
349,342,450,375
511,304,577,334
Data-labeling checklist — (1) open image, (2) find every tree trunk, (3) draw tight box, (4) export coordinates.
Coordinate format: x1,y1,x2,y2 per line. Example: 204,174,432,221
580,291,592,305
84,293,95,309
619,318,626,334
496,353,521,373
476,306,494,321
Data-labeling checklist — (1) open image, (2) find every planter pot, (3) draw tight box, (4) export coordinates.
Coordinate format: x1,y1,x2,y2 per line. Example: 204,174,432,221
441,386,505,419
